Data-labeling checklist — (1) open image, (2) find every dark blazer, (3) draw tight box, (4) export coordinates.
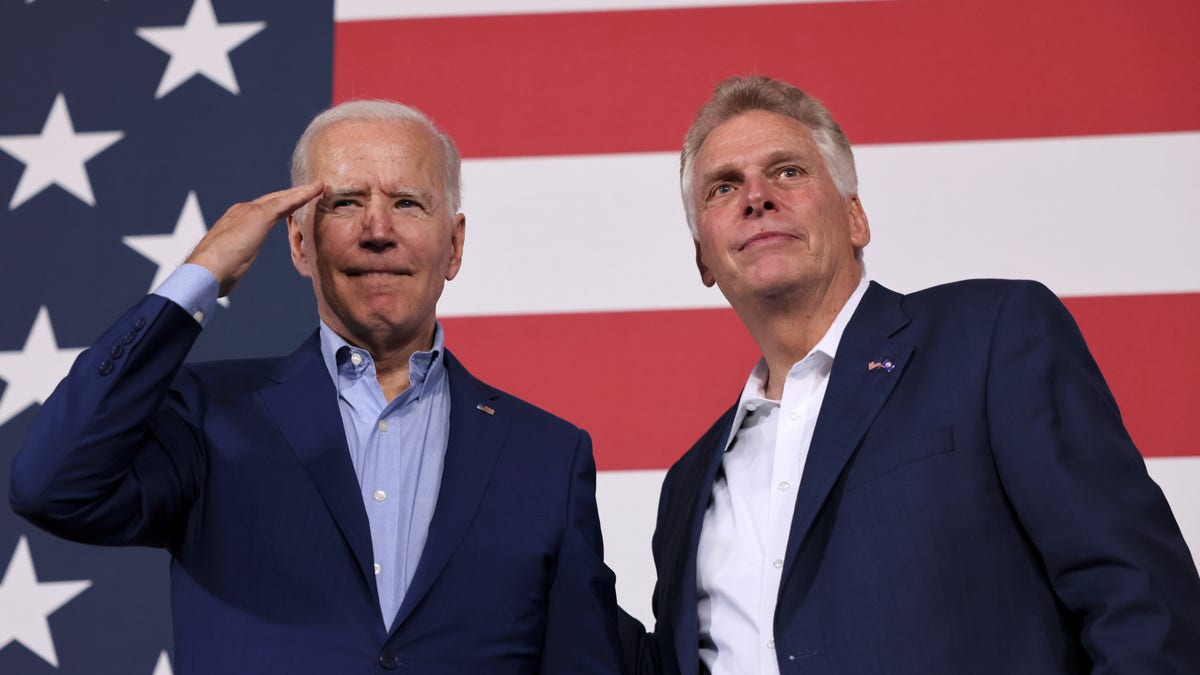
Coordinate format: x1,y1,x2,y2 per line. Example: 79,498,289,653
625,280,1200,675
10,294,624,674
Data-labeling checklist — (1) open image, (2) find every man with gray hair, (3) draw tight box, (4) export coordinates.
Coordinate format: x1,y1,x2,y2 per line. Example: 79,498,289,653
11,99,624,674
620,75,1200,674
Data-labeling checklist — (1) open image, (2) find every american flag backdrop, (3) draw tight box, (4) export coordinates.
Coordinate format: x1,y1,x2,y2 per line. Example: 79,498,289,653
1,0,1197,672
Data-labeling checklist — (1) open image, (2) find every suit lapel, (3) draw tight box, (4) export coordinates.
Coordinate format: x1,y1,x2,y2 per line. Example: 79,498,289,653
666,405,737,675
389,350,508,633
781,282,912,586
258,332,379,599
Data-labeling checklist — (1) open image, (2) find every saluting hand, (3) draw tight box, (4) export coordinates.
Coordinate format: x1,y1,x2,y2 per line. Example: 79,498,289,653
185,181,324,298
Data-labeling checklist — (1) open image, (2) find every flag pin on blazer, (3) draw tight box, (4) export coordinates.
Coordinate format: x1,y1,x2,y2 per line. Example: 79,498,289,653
868,358,896,373
476,403,495,415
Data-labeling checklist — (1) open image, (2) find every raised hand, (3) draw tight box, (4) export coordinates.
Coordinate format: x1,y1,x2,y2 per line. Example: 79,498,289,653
186,181,324,298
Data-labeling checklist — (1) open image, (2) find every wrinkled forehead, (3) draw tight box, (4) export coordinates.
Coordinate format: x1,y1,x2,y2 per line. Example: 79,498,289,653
693,111,820,176
307,119,446,184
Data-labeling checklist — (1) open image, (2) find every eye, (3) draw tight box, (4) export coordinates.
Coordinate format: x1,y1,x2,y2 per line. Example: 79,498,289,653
395,197,428,211
708,183,734,200
779,166,804,178
319,197,360,213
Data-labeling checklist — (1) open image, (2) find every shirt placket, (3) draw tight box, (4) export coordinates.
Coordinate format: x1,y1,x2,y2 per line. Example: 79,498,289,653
762,359,817,668
343,351,402,624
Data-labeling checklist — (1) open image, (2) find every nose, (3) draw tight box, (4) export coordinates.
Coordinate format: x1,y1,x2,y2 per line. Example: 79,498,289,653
741,173,776,218
360,199,397,253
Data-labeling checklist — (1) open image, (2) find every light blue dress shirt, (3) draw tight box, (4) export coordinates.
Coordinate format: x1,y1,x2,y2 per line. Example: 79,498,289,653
154,264,451,631
317,321,449,631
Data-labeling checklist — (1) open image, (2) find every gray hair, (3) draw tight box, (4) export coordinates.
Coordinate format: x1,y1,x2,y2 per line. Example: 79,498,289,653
290,99,462,213
680,75,857,238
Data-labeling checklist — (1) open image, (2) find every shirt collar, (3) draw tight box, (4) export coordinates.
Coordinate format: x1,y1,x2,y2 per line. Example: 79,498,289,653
318,320,446,399
727,275,871,444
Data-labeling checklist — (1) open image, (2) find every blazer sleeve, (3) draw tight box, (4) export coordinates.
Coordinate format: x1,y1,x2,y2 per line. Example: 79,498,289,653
538,429,627,674
616,469,674,675
985,281,1200,672
9,294,207,550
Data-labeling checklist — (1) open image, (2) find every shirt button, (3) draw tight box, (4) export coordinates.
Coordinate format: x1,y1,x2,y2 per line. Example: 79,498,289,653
350,352,363,366
192,310,204,323
374,490,386,502
373,563,381,575
378,420,388,432
772,559,783,569
778,481,791,491
746,402,757,412
788,410,800,421
767,639,775,649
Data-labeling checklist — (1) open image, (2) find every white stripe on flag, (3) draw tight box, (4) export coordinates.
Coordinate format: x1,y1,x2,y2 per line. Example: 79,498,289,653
441,131,1200,318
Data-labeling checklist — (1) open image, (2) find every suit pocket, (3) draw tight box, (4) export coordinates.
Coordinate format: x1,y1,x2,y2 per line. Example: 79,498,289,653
844,426,955,490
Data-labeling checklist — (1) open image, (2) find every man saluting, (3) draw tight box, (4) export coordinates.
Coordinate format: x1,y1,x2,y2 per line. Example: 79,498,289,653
12,100,623,674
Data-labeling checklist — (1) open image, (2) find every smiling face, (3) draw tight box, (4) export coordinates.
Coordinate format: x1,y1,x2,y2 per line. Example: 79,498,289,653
287,119,464,351
689,110,868,307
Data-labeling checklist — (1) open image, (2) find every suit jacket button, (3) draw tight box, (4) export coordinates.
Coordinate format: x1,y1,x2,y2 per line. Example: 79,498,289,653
134,317,146,330
110,344,125,359
98,360,114,376
121,331,135,344
379,650,398,669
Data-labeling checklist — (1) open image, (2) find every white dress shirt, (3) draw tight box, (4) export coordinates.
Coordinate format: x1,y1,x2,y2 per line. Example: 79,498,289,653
697,277,869,675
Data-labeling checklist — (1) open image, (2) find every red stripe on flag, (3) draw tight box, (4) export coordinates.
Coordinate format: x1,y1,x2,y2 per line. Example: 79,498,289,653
334,0,1200,158
444,308,757,471
1062,292,1200,460
443,292,1198,471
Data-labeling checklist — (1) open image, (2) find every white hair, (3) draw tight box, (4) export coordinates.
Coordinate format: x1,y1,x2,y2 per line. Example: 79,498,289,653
680,75,857,239
290,99,462,213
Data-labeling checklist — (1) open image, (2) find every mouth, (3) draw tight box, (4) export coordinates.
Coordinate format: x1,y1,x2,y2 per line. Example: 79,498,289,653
739,230,798,252
344,268,412,278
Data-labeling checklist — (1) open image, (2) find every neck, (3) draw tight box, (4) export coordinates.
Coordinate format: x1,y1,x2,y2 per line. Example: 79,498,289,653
331,319,437,403
736,269,861,400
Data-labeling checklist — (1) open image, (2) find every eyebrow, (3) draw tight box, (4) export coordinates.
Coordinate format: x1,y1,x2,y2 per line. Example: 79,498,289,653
321,188,366,200
387,188,432,204
699,150,812,187
320,187,434,204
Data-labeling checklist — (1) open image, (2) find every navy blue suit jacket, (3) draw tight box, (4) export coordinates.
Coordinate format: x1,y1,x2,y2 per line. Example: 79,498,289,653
627,280,1200,674
11,295,624,674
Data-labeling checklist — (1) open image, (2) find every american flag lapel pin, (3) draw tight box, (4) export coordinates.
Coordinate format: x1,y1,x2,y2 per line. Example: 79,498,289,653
868,358,896,373
476,403,495,415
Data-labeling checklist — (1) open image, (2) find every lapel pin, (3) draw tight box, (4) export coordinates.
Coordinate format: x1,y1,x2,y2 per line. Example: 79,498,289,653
476,403,495,416
868,358,895,373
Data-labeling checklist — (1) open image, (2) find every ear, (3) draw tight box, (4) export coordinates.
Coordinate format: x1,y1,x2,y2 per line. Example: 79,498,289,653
444,213,466,281
287,211,313,279
694,238,716,288
847,195,871,250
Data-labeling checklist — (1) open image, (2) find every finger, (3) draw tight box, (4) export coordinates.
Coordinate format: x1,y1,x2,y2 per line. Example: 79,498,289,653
254,181,324,219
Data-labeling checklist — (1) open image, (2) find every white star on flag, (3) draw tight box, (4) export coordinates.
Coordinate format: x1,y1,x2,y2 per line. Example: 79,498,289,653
125,191,230,307
136,0,266,99
0,307,85,428
0,93,123,210
0,537,92,667
152,650,174,675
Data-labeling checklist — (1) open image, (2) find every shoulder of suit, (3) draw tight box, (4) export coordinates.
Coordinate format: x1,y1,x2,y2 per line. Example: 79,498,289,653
898,278,1059,316
181,352,293,390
